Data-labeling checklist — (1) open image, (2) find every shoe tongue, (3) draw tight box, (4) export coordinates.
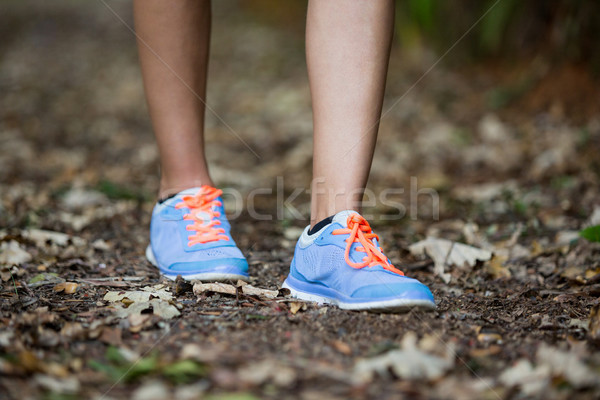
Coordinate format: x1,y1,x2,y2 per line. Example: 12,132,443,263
332,210,360,227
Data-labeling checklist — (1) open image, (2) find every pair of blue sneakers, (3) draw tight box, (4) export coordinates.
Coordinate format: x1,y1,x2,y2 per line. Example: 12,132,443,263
147,186,434,312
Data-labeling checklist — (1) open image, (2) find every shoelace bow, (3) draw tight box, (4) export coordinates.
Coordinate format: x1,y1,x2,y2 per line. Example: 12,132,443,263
332,214,404,275
175,186,229,246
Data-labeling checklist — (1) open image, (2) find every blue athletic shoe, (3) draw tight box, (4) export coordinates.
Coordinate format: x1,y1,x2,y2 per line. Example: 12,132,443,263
283,210,435,312
146,186,249,281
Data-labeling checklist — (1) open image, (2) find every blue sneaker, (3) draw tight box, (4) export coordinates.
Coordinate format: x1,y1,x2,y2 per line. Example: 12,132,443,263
146,186,249,281
283,211,435,312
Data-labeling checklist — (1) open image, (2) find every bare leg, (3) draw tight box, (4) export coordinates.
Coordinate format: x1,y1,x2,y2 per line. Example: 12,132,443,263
134,0,213,199
307,0,394,226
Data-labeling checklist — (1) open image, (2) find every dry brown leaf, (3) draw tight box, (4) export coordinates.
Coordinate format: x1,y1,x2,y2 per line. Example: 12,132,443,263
193,282,237,296
241,284,279,299
289,302,305,314
99,327,122,346
354,332,455,382
53,282,78,294
484,255,511,279
237,359,296,387
104,286,180,320
193,281,281,299
60,322,85,340
476,326,503,344
104,285,173,302
588,304,600,342
0,240,32,270
409,237,492,282
332,340,352,355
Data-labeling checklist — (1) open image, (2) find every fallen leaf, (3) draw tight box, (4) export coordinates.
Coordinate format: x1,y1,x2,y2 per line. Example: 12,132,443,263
132,381,169,400
409,237,492,282
476,326,503,344
163,359,207,384
537,344,597,388
53,282,78,294
180,343,221,363
116,298,180,320
193,282,237,296
238,359,296,387
500,344,599,395
92,239,111,251
589,304,600,342
484,255,511,279
0,331,14,347
555,230,580,246
332,340,352,355
580,225,600,243
499,359,550,396
104,285,174,303
61,188,107,210
193,281,281,299
240,284,279,299
104,286,180,320
289,302,306,314
34,374,80,394
586,206,600,226
22,229,70,247
354,332,454,382
60,322,85,341
99,327,122,346
0,240,32,269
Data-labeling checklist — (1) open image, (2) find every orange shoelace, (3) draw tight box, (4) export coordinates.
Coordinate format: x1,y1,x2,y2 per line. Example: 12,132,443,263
175,186,229,246
332,214,404,276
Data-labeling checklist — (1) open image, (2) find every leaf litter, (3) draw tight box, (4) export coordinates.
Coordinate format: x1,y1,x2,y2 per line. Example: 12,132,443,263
2,2,600,399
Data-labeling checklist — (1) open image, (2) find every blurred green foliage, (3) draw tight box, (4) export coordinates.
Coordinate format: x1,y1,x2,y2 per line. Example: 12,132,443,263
395,0,600,68
580,225,600,243
246,0,600,70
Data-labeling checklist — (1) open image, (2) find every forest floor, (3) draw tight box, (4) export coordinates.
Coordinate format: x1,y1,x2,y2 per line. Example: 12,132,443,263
1,1,600,399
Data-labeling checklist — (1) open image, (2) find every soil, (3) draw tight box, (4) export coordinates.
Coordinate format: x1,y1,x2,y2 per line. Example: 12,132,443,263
1,1,600,399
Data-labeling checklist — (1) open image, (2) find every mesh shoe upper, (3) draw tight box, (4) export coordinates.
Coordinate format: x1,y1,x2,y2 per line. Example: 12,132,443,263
287,210,434,304
149,186,248,277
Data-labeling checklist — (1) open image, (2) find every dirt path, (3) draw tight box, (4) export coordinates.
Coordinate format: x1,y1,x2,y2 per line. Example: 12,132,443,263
1,2,599,399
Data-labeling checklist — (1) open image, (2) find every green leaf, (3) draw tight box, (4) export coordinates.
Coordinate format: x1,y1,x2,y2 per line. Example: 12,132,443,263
163,360,207,383
28,273,59,284
125,353,159,382
245,314,270,320
105,346,126,364
88,359,125,382
580,225,600,243
89,349,159,383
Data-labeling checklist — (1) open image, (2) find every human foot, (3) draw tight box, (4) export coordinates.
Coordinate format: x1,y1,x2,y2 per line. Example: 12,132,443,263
147,186,248,281
283,211,435,312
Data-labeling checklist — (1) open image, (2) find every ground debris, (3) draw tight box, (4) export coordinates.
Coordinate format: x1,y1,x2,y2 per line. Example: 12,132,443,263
0,240,32,271
499,344,599,396
1,2,600,399
409,237,492,282
104,285,180,320
354,332,454,382
193,280,284,300
237,359,297,387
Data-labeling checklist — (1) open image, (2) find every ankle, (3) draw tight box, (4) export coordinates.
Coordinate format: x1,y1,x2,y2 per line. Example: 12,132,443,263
159,176,214,199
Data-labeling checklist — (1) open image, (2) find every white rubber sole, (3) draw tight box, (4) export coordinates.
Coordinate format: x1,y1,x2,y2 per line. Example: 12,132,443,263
145,245,249,282
282,281,436,313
